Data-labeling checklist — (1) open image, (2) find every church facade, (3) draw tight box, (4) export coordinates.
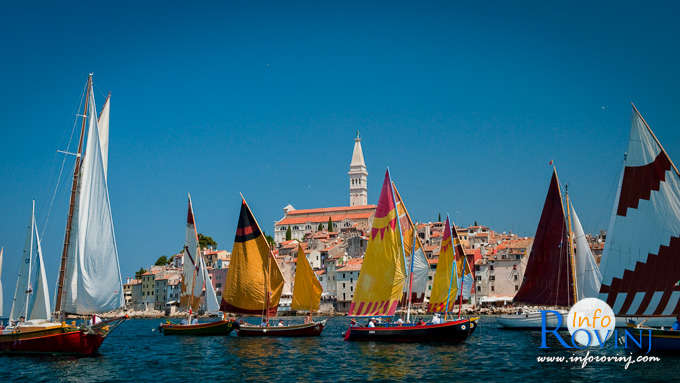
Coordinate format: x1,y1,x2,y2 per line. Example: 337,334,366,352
274,133,376,244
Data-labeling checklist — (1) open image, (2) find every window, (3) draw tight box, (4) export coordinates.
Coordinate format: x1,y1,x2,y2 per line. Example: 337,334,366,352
343,273,346,279
513,275,518,281
477,286,481,292
475,265,480,271
491,286,495,292
343,283,346,288
350,286,353,292
489,265,494,271
515,285,519,291
489,276,495,281
343,293,346,300
476,276,481,281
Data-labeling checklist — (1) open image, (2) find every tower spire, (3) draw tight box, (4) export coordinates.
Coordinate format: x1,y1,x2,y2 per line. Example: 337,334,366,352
349,133,368,206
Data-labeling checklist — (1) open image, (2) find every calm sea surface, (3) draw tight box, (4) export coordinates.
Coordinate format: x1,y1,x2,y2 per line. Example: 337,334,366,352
0,316,677,382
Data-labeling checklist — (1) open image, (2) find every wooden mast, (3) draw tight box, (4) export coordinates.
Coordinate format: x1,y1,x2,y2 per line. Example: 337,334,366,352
565,186,578,305
55,74,92,315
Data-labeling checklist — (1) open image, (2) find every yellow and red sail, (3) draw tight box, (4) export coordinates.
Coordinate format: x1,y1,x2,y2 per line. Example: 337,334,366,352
349,169,406,316
428,216,461,313
291,246,323,312
221,198,284,315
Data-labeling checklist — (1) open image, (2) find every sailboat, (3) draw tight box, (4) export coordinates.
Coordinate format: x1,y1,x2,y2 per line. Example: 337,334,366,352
0,247,4,322
344,169,472,342
599,105,680,331
160,195,236,335
498,167,602,329
224,196,325,337
0,74,126,355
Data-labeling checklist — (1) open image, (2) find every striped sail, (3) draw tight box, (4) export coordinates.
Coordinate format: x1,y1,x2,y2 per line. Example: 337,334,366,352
428,216,459,313
349,169,405,316
221,198,284,315
514,168,574,306
393,182,430,304
599,106,680,317
180,195,205,312
291,246,323,312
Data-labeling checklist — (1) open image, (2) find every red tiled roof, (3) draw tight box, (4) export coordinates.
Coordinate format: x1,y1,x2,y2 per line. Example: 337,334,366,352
337,257,363,272
277,212,374,226
428,257,439,265
286,205,376,216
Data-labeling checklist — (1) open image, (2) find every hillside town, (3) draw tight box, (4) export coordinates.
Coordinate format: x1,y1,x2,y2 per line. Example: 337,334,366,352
123,134,606,315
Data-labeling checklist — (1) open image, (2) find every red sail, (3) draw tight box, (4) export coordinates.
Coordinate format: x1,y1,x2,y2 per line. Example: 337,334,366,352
514,169,574,306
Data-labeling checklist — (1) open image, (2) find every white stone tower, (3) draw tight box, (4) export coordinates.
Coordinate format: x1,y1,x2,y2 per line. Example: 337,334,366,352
349,131,368,206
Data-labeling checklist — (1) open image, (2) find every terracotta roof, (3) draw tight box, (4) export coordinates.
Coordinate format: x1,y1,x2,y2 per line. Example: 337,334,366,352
285,205,376,216
315,270,326,275
277,212,374,226
337,257,363,272
428,257,439,265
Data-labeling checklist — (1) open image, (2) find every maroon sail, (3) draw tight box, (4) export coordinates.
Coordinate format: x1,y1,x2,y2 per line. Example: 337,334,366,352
514,169,574,306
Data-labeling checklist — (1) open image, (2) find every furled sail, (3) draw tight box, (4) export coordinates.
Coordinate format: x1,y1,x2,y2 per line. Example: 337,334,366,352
181,195,204,312
9,203,51,321
98,94,110,179
428,216,459,313
599,106,680,317
514,168,574,306
291,246,323,311
60,84,123,314
349,169,406,317
221,198,284,315
570,202,602,300
393,182,429,304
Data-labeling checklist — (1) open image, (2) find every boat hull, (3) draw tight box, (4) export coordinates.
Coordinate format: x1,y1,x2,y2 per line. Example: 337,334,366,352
0,327,105,356
160,320,237,336
498,310,568,330
469,317,480,335
236,320,326,337
624,326,680,352
344,318,472,343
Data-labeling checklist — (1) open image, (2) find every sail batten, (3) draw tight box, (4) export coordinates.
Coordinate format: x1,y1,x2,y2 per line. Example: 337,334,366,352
221,198,284,315
291,246,323,311
349,170,405,317
599,107,680,316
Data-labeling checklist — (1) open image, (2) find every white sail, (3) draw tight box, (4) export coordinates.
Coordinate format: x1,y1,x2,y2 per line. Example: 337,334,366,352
404,244,430,300
9,209,33,322
199,254,220,314
599,106,680,317
61,85,123,314
98,95,110,179
181,194,205,311
570,203,602,300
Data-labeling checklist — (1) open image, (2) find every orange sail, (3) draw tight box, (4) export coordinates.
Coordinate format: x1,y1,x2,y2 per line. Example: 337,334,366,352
221,197,284,315
349,169,406,316
291,246,323,312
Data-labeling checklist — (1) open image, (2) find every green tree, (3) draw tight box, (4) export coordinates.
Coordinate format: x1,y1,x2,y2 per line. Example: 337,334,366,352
474,220,478,226
198,233,217,249
327,216,333,232
285,226,292,241
438,213,441,222
317,223,323,231
135,267,147,279
265,233,276,247
155,256,169,266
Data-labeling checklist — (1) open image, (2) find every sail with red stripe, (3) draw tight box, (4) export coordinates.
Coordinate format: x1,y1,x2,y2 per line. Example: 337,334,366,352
599,105,680,318
349,169,405,317
428,216,459,313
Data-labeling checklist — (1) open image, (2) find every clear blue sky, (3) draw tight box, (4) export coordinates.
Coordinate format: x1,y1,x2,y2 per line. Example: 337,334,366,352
1,1,680,313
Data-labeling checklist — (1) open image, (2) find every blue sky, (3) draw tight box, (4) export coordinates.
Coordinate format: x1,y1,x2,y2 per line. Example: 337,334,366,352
1,1,680,313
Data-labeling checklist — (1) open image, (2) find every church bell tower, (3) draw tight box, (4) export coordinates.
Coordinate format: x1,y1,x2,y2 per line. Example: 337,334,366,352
348,131,368,206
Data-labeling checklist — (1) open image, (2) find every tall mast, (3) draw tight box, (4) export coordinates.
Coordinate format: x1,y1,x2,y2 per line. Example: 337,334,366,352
565,186,578,304
24,201,36,320
55,74,92,314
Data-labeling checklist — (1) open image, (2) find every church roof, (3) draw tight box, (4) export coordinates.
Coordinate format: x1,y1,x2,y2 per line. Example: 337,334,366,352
350,133,366,168
286,205,376,216
277,211,374,226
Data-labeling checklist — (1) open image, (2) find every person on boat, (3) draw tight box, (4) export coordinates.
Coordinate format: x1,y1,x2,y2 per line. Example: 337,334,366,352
431,313,441,324
180,318,188,325
304,313,313,324
367,319,376,328
417,318,426,326
672,315,680,331
277,320,285,327
350,319,358,327
191,317,199,325
395,317,404,326
261,318,269,327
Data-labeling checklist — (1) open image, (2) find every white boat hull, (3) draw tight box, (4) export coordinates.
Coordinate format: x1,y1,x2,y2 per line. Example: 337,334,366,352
497,310,568,329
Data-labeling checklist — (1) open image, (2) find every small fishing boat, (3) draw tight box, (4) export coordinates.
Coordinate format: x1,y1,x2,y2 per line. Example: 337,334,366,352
223,196,326,337
498,167,602,329
160,195,236,336
0,75,126,355
344,170,473,342
598,105,680,328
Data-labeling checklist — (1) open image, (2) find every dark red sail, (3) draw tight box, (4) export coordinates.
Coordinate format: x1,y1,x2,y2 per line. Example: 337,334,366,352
514,169,574,306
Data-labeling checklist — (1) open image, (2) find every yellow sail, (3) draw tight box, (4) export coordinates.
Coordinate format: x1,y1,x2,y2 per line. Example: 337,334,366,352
428,216,459,313
221,197,284,315
349,169,405,317
291,246,322,311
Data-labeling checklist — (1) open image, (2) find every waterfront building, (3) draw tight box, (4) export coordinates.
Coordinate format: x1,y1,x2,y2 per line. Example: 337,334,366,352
154,278,168,311
474,238,532,304
141,271,156,311
209,268,228,302
335,257,363,312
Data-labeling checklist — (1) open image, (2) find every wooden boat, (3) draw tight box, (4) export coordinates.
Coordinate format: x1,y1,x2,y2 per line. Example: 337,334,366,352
598,104,680,328
623,325,680,352
0,75,125,355
160,195,226,335
345,170,473,343
237,320,326,337
223,197,326,337
344,318,471,343
499,167,602,329
160,319,237,336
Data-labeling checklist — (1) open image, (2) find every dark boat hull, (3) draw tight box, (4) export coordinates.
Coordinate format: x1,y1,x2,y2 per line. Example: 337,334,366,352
344,318,472,343
627,326,680,352
160,320,237,336
237,320,326,337
0,327,105,356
